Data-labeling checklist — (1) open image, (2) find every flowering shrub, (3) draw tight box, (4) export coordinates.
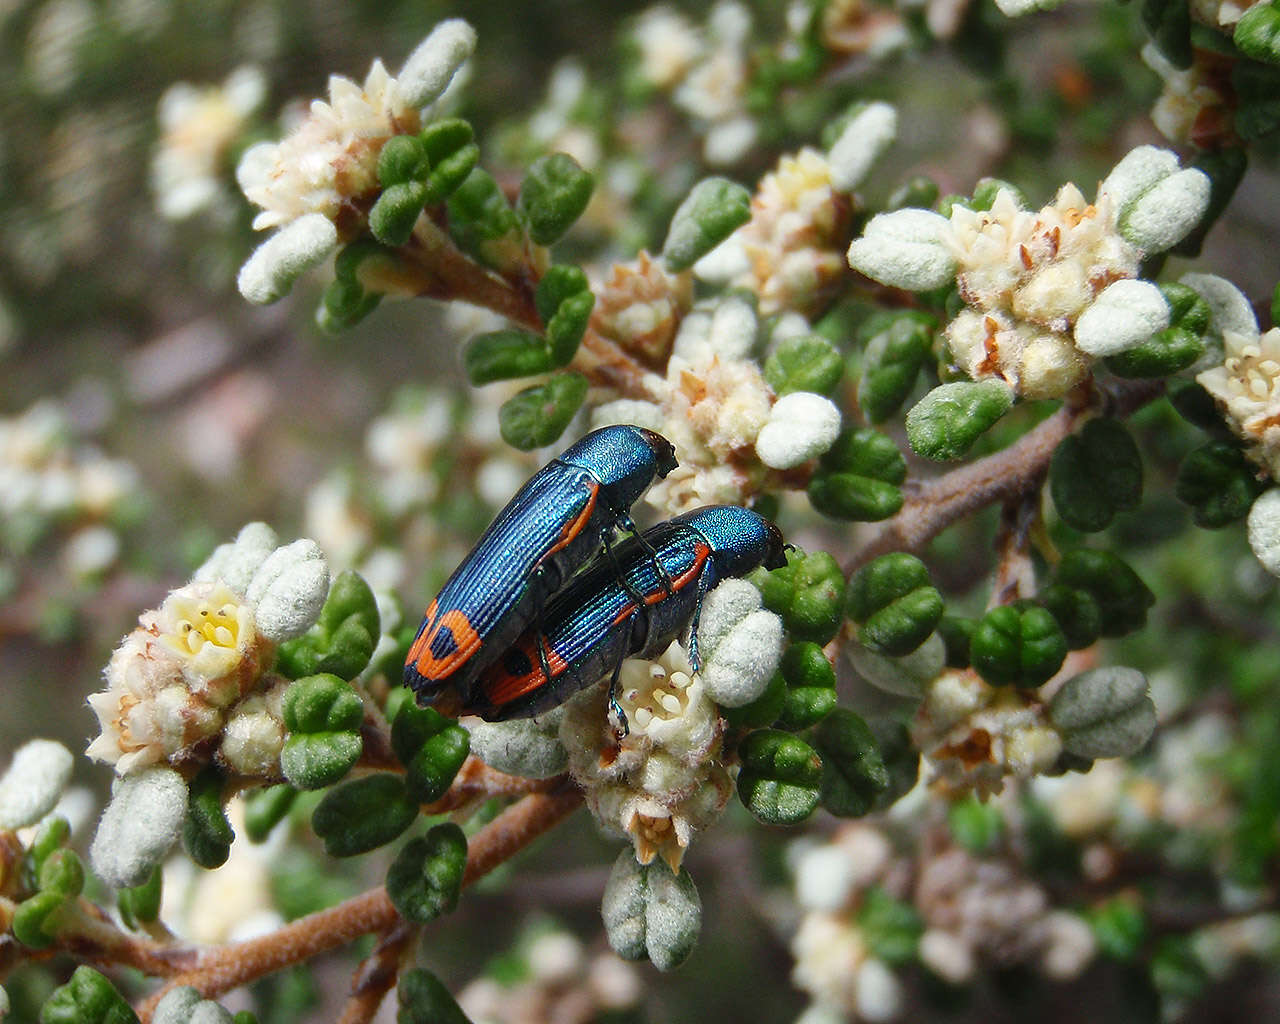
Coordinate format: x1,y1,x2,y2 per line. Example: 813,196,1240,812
3,2,1280,1022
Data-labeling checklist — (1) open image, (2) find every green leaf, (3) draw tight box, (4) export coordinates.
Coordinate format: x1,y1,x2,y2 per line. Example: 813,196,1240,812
184,766,234,869
518,153,595,246
736,729,822,825
397,968,473,1024
1049,666,1156,758
970,604,1067,688
1142,0,1191,68
276,571,380,681
720,669,787,730
1104,327,1204,377
385,824,468,923
117,866,162,929
1175,441,1266,528
857,312,936,423
244,783,298,843
40,967,140,1024
377,135,430,187
534,265,590,323
464,330,556,385
1038,583,1102,650
949,796,1004,853
751,550,847,645
13,889,65,948
906,380,1014,461
1089,897,1147,960
856,887,923,966
602,853,702,971
813,709,889,818
808,428,906,522
391,703,471,803
775,642,838,731
662,176,752,271
420,118,475,164
38,848,84,899
765,334,843,396
499,373,589,451
937,615,975,667
1054,550,1155,637
280,674,365,790
1049,419,1143,532
423,142,480,205
312,774,418,857
370,181,430,247
886,176,940,212
447,167,519,257
545,290,594,367
847,553,944,656
1235,1,1280,65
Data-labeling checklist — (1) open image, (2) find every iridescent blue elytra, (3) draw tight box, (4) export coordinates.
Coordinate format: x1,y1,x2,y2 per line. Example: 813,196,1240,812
467,505,787,720
405,425,677,709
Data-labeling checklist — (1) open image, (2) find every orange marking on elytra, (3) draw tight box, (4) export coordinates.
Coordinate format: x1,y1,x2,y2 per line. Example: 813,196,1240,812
409,608,483,679
484,638,568,706
546,485,598,558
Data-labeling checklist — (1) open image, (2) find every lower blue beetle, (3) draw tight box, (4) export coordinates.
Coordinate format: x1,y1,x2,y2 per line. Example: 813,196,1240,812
405,424,677,707
464,505,787,722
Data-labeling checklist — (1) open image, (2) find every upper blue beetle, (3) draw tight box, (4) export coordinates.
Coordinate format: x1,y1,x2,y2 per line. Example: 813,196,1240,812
405,424,678,709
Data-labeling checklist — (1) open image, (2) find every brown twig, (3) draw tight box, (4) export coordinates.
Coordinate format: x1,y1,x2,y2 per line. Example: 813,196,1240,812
337,920,417,1024
849,379,1164,572
136,786,584,1020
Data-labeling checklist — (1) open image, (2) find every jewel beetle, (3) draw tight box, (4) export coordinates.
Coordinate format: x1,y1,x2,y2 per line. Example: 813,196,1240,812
463,504,787,722
405,424,678,707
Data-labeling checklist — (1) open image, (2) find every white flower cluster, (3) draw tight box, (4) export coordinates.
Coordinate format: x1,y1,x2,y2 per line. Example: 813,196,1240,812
86,523,329,776
0,399,137,575
593,296,841,515
911,669,1064,799
151,66,266,221
696,103,897,317
236,19,475,303
631,2,759,165
848,146,1210,398
589,250,694,366
1142,44,1230,146
458,926,642,1022
914,843,1096,982
790,825,905,1022
559,584,782,871
819,0,913,55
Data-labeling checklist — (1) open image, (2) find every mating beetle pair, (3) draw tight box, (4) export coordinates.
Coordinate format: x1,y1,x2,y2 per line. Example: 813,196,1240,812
404,424,786,722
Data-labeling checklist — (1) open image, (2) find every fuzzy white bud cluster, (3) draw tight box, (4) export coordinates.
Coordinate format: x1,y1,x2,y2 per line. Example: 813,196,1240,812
560,579,783,871
847,146,1210,398
236,20,475,302
0,740,74,829
86,523,329,776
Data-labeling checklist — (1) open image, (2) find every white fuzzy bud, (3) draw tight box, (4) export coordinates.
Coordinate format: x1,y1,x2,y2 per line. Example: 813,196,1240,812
245,538,330,642
855,957,903,1023
237,214,338,305
465,711,569,778
756,392,841,469
196,522,279,594
0,740,74,829
847,209,956,291
1180,272,1260,337
697,578,763,657
1101,145,1181,211
154,988,236,1024
398,19,476,109
1073,279,1171,357
699,608,783,708
1119,168,1210,253
993,0,1066,14
828,102,897,193
90,767,188,888
1248,490,1280,576
708,294,758,359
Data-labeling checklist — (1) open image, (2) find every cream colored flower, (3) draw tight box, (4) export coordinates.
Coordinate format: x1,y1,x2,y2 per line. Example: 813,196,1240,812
912,669,1064,798
1197,326,1280,479
87,525,329,776
590,251,692,365
560,642,732,873
152,66,266,220
632,6,704,89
